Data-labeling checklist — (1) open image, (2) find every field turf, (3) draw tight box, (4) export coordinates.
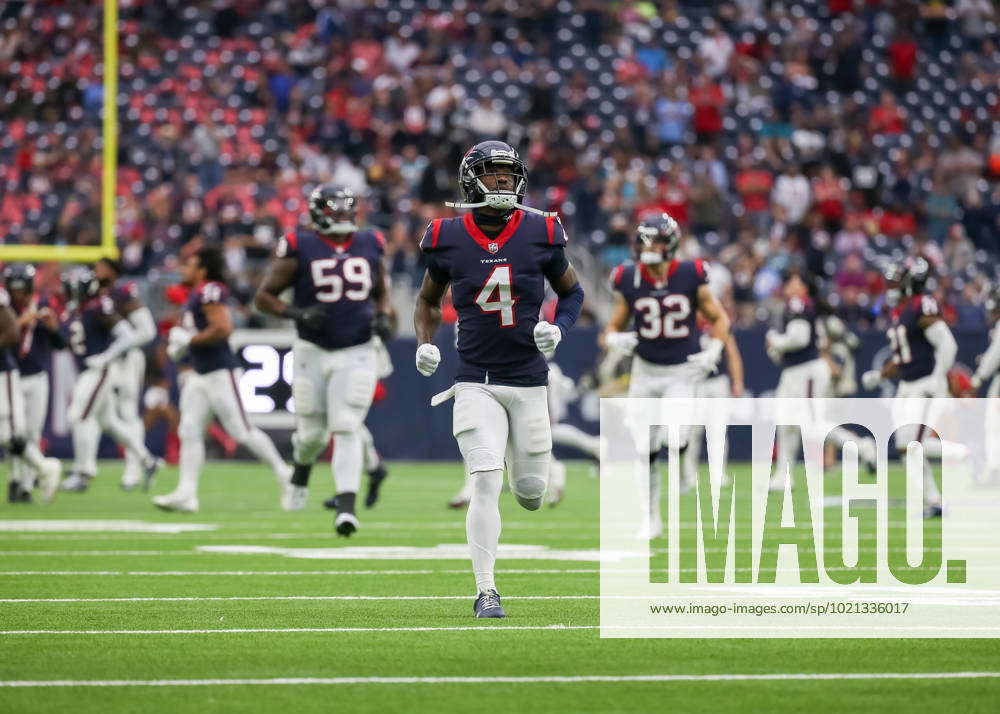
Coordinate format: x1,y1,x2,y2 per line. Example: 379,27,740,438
0,460,998,713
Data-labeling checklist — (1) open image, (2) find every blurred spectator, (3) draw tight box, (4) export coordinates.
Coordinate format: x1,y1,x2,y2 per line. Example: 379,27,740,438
772,163,811,227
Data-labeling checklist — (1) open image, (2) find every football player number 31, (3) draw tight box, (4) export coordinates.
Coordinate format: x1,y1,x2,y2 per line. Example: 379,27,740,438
311,257,372,302
476,265,516,327
634,295,690,339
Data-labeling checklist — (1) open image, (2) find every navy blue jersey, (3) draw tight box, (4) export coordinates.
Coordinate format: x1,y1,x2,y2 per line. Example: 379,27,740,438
14,295,62,376
66,294,116,371
419,210,568,386
889,294,938,381
779,296,819,367
0,287,16,373
611,259,708,365
183,281,239,375
277,228,385,350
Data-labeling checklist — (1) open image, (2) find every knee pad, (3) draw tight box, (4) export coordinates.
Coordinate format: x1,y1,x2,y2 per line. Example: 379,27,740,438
292,376,321,416
512,474,547,511
328,370,375,432
292,422,328,462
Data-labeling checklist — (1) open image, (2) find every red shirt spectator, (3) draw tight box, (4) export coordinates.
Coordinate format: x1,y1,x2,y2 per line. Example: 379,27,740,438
879,205,918,237
812,168,846,224
689,76,726,138
888,33,918,81
869,92,906,135
735,164,773,213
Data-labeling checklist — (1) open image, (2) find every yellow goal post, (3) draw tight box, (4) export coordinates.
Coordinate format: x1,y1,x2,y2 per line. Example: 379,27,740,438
0,0,118,263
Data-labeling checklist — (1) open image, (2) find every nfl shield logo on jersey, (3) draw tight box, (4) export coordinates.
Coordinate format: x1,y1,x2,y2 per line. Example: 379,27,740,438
488,242,499,254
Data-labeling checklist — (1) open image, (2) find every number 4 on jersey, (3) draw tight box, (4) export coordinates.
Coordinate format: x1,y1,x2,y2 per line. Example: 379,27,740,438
476,265,516,327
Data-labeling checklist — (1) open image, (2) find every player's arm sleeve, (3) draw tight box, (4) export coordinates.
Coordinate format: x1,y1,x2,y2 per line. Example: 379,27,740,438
100,318,138,362
769,318,811,352
925,319,957,380
552,276,584,336
125,305,157,348
974,324,1000,383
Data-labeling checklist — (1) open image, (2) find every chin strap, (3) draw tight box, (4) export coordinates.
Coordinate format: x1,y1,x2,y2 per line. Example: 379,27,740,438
445,201,557,218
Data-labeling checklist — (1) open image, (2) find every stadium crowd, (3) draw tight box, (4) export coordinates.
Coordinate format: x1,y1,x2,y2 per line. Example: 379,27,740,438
1,0,999,329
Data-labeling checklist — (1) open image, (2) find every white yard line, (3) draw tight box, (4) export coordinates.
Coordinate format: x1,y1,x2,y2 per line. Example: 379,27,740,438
1,672,998,687
4,625,1000,635
0,569,598,576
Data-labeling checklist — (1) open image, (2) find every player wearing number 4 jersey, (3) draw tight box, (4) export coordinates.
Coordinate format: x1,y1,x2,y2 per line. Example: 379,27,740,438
861,258,957,518
155,247,292,513
414,140,584,618
255,184,397,536
602,213,731,539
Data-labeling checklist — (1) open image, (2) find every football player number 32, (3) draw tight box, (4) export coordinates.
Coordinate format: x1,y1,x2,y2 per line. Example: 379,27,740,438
476,265,516,327
311,257,371,302
634,295,691,339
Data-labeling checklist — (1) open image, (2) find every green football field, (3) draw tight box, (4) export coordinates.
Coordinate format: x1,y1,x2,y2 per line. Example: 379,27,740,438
1,460,998,713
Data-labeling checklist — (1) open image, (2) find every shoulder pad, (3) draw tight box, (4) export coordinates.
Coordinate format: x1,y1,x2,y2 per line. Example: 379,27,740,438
419,218,446,252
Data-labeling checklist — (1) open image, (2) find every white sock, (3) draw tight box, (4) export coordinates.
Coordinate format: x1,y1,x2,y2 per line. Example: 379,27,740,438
121,424,145,480
466,468,503,594
922,457,942,507
649,456,662,524
551,422,599,460
177,433,204,497
72,420,101,476
242,427,289,482
105,413,152,466
683,425,703,485
331,430,363,495
360,425,380,472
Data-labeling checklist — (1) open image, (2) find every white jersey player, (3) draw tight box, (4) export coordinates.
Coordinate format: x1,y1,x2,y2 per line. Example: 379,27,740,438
413,139,585,617
154,247,293,513
94,258,157,489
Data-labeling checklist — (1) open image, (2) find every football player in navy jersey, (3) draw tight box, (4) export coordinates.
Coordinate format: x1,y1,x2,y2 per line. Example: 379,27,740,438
413,140,584,618
255,184,397,535
156,247,293,513
94,258,157,490
60,268,161,493
764,269,833,491
1,265,62,503
602,213,731,538
861,257,956,517
6,264,65,501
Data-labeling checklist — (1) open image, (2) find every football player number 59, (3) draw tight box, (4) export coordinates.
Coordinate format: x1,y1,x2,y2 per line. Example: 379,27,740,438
476,265,516,327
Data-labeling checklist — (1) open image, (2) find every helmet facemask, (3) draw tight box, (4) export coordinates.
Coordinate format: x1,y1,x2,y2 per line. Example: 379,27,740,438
309,187,358,237
636,216,680,265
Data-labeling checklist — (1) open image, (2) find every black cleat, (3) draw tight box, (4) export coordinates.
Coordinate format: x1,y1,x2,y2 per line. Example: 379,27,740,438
364,463,388,509
8,481,31,504
923,505,944,519
473,589,506,618
322,495,338,511
334,512,359,537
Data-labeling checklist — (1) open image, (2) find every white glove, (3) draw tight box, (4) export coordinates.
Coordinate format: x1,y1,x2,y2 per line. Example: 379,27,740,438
167,326,193,362
533,321,562,357
861,369,882,391
971,375,983,390
415,343,441,376
84,352,110,370
766,346,783,365
605,331,638,356
687,337,724,377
